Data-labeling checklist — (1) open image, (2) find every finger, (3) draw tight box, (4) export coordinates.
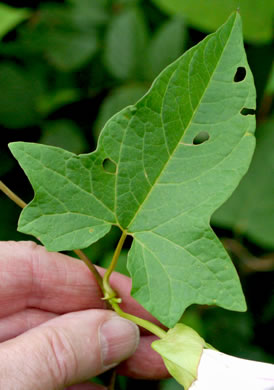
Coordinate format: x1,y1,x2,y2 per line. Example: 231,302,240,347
0,312,168,381
0,241,103,317
0,241,162,329
0,310,168,381
118,335,169,380
0,308,57,342
0,310,139,390
0,309,168,379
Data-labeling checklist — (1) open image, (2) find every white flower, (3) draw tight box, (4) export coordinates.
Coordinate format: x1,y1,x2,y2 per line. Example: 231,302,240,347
190,349,274,390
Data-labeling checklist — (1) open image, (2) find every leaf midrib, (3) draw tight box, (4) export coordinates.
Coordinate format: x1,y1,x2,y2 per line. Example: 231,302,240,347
127,17,236,231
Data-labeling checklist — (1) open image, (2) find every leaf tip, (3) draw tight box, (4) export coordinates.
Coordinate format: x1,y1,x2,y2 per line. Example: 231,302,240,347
8,141,24,158
223,9,242,32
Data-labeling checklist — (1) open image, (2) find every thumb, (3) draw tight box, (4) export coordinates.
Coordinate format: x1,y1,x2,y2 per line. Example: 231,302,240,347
0,309,139,390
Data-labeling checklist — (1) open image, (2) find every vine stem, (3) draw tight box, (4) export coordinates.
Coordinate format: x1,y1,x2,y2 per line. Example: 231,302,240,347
102,231,167,339
103,230,127,299
0,180,103,289
73,249,104,292
112,301,167,339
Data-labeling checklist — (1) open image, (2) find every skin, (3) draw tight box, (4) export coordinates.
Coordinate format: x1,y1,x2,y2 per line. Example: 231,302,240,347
0,241,168,390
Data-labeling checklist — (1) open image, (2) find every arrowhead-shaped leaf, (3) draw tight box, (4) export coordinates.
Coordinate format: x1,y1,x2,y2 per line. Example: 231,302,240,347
10,13,256,327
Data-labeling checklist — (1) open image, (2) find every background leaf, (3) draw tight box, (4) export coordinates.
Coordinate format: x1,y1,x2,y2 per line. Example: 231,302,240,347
212,118,274,249
0,62,40,128
10,13,256,327
40,120,87,154
68,0,109,26
0,3,30,39
38,89,81,117
152,0,274,44
104,6,148,80
145,16,187,80
266,64,274,95
13,2,101,71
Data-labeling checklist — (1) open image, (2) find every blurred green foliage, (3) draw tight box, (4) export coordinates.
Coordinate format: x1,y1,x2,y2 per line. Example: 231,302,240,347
0,1,273,388
152,0,274,44
213,118,274,249
0,3,30,39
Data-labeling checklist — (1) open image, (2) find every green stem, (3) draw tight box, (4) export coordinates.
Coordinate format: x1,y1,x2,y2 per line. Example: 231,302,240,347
103,230,127,299
112,301,167,339
102,230,167,339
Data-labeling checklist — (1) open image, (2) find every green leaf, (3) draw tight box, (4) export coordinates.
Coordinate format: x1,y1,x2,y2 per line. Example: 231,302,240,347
10,13,256,327
152,0,274,44
152,323,205,389
212,118,274,249
104,6,148,80
145,16,187,80
0,3,30,39
9,142,116,250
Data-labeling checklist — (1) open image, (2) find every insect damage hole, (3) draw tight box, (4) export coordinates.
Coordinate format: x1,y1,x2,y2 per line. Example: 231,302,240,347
193,131,210,145
240,108,256,116
102,158,117,174
234,67,246,82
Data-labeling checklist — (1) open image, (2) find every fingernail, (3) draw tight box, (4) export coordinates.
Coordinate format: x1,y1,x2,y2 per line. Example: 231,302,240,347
100,316,139,368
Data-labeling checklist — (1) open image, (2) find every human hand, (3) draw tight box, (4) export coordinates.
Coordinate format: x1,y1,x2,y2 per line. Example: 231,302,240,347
0,241,168,389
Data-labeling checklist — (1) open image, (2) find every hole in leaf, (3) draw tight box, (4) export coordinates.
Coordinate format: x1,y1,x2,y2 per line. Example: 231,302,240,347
240,108,256,116
193,131,210,145
102,158,117,174
234,67,246,82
